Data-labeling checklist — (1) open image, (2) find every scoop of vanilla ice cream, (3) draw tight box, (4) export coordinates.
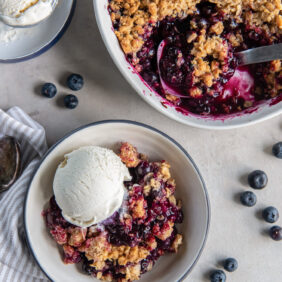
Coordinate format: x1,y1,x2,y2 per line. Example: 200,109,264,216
0,0,54,26
53,146,131,227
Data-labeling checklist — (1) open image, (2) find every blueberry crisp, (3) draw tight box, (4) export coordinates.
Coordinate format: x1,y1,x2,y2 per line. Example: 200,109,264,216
43,143,183,281
109,0,281,116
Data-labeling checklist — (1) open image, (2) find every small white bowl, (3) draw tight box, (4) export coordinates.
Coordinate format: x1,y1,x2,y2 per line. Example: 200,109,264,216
24,120,210,282
0,0,75,63
93,1,282,129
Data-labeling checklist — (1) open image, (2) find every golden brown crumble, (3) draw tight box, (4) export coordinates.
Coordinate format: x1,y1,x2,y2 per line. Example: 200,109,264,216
78,234,111,270
264,61,282,97
97,272,113,281
209,22,224,35
171,234,183,252
110,0,199,54
191,34,229,89
168,195,177,205
159,161,171,180
119,142,141,167
120,264,141,281
165,93,180,103
68,227,87,247
19,0,39,14
187,31,197,43
156,221,174,240
79,233,150,272
146,236,157,250
150,177,161,189
110,0,281,54
190,86,203,98
60,157,68,168
142,162,176,200
130,197,146,218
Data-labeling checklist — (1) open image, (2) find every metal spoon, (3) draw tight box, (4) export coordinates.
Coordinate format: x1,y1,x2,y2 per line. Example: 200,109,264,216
0,136,21,192
0,0,58,28
236,43,282,66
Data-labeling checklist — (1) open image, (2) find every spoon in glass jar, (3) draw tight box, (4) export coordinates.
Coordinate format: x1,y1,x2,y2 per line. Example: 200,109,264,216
0,0,58,28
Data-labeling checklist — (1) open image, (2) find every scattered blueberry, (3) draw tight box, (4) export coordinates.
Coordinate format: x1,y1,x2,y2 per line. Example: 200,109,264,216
272,142,282,159
248,170,268,189
269,226,282,241
262,206,279,223
41,83,57,98
64,94,79,109
210,270,226,282
67,73,84,91
224,258,238,272
240,191,257,207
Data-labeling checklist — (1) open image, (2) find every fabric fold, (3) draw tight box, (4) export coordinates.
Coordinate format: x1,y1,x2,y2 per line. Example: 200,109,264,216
0,107,49,282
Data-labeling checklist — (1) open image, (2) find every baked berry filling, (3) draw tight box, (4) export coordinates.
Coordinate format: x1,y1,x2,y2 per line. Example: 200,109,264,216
109,1,282,116
43,143,183,281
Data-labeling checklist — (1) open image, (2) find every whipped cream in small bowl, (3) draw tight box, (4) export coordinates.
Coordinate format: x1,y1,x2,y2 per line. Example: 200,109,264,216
0,0,58,27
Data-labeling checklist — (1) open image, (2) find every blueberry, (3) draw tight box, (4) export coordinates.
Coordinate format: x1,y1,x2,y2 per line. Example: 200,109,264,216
269,226,282,241
67,73,84,91
248,170,268,189
210,270,226,282
64,94,79,109
198,2,216,17
41,83,57,98
263,207,279,223
82,261,95,275
224,258,238,272
272,142,282,159
240,191,257,207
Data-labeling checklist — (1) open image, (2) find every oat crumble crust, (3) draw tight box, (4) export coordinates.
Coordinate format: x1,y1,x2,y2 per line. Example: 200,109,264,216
109,0,281,97
78,234,150,270
110,0,281,54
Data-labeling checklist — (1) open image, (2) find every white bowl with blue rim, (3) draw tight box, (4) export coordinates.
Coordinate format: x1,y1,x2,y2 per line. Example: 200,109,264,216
0,0,76,63
93,1,282,129
24,120,210,282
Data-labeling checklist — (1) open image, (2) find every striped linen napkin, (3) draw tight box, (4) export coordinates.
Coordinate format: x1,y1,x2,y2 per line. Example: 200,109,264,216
0,107,49,282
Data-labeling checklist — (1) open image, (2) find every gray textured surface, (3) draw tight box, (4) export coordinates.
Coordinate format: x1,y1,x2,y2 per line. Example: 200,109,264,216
1,1,282,281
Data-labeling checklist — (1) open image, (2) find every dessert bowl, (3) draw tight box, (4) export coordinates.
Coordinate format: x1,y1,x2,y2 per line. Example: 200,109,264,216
24,120,210,281
0,0,75,63
93,1,281,129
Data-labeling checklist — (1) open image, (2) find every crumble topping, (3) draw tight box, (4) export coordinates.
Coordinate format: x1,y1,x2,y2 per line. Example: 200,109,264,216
119,142,141,167
79,234,150,270
121,264,141,282
110,0,281,55
190,33,229,91
68,227,87,247
171,234,183,252
129,195,147,219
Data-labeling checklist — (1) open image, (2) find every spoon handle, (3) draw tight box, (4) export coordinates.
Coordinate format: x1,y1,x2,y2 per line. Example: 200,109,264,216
236,43,282,66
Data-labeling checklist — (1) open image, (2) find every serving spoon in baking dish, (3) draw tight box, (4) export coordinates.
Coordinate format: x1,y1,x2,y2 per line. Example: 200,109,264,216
0,0,58,27
236,43,282,66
